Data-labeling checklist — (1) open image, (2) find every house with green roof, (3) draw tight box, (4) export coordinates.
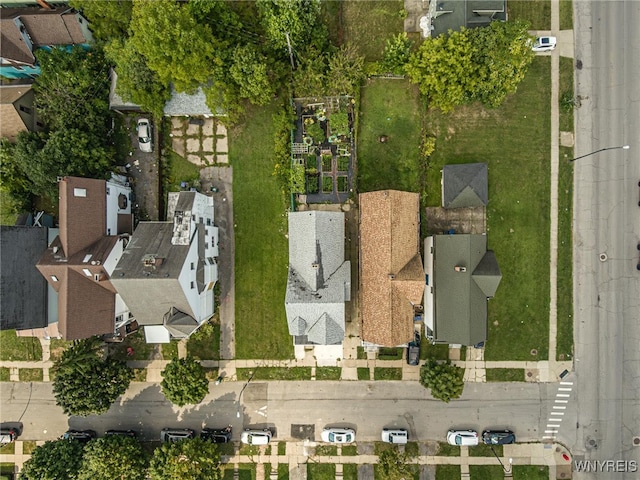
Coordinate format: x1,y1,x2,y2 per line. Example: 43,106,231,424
424,233,501,346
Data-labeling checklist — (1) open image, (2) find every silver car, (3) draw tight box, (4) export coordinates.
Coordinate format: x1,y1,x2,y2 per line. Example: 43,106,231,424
321,427,355,444
381,428,408,444
137,118,153,153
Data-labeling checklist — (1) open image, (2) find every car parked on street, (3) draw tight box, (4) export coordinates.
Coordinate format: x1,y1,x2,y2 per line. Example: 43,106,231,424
0,427,20,445
482,429,516,445
532,36,557,52
201,426,232,443
381,428,408,444
160,428,195,443
321,427,355,444
137,118,153,153
447,429,479,446
62,430,97,444
240,429,272,445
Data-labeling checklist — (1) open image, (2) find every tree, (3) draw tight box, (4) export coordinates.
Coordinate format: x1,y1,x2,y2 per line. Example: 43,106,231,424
325,44,365,95
0,138,33,213
229,45,276,106
257,0,322,51
381,32,413,74
292,47,327,98
77,435,148,480
20,439,84,480
149,438,222,480
161,356,209,406
69,0,133,41
129,0,220,92
52,337,133,416
377,448,417,480
419,359,465,402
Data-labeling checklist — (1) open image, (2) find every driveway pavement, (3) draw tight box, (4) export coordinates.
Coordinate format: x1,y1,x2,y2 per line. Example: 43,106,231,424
125,116,161,220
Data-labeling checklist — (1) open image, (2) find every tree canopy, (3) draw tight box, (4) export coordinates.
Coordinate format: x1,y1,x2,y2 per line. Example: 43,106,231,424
20,439,84,480
377,448,417,480
257,0,322,51
52,337,133,416
77,435,148,480
406,21,534,112
148,438,222,480
69,0,133,41
419,359,465,402
160,356,209,406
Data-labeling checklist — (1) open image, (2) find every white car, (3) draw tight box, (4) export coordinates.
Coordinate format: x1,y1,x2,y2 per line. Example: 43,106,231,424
137,118,153,153
381,428,408,444
321,427,355,444
532,36,557,52
447,429,479,446
240,429,272,445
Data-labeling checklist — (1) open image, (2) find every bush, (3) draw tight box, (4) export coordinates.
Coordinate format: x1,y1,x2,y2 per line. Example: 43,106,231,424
161,357,209,406
419,359,464,402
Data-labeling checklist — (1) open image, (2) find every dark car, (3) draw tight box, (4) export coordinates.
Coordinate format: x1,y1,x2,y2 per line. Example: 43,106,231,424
406,331,421,365
0,427,20,445
62,430,97,444
105,430,137,438
482,429,516,445
160,428,195,443
201,426,232,443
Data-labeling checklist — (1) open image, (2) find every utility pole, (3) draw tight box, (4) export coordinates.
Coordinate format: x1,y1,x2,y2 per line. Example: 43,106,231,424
285,32,295,71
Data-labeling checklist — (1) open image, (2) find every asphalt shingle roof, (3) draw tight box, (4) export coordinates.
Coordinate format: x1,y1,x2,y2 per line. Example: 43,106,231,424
442,163,488,208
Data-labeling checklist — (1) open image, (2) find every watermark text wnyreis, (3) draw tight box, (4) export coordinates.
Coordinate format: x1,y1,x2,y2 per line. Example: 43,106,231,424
574,460,638,473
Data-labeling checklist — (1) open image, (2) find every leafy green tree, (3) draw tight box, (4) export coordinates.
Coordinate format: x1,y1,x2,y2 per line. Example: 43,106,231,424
70,0,133,41
161,356,209,406
292,47,326,98
377,448,416,480
77,435,148,480
229,45,276,106
325,44,365,95
381,32,413,74
104,38,170,118
149,438,222,480
20,439,84,480
419,359,465,402
52,337,133,416
129,0,220,92
257,0,322,51
0,138,33,213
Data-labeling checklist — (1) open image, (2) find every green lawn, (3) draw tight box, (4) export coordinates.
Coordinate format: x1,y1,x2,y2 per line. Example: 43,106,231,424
374,367,403,381
357,367,370,380
186,320,220,360
513,465,549,480
315,445,337,456
307,463,335,480
357,79,423,194
18,368,43,382
341,1,405,62
0,367,10,382
469,444,503,457
342,464,358,479
223,463,256,480
278,463,290,479
486,368,525,382
229,102,292,359
165,150,200,193
425,58,552,360
107,330,156,361
559,0,573,30
436,465,461,480
161,341,179,360
0,331,42,361
315,367,342,380
436,442,460,457
420,342,450,361
469,465,506,479
507,0,551,30
342,445,357,456
236,367,311,381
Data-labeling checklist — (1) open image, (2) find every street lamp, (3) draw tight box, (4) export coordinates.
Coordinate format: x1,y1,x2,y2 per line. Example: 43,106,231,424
236,370,255,419
489,446,513,474
569,145,629,162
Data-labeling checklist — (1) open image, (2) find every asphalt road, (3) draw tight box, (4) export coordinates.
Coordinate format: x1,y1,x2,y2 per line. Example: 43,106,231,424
572,1,640,478
1,381,554,444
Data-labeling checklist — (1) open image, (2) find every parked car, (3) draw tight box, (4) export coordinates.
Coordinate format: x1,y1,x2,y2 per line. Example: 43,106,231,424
201,426,232,443
446,429,478,446
381,428,408,444
240,429,272,445
160,428,195,443
406,331,421,366
321,427,355,444
105,430,137,438
482,429,516,445
62,430,97,444
0,428,20,445
532,36,557,52
137,118,153,153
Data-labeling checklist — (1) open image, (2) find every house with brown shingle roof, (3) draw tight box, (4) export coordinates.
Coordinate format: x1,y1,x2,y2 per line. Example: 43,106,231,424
0,83,42,141
35,176,134,340
359,190,425,347
0,7,93,79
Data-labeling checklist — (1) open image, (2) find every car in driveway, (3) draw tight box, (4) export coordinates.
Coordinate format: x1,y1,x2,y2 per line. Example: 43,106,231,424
321,427,355,444
381,428,408,444
137,118,153,153
62,430,97,444
160,428,195,443
482,429,516,445
406,331,421,365
532,36,557,52
0,427,20,445
447,429,479,446
201,426,232,443
240,429,272,445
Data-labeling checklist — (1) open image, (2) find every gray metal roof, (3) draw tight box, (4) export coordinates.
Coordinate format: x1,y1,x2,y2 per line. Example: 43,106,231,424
432,234,501,345
285,211,350,345
163,86,223,117
0,226,48,331
442,163,488,208
163,307,200,339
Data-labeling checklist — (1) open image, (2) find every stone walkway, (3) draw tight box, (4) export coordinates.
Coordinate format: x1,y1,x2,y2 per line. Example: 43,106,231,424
170,117,228,166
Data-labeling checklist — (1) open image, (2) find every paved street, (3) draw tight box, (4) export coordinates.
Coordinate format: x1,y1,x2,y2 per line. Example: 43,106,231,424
571,1,640,478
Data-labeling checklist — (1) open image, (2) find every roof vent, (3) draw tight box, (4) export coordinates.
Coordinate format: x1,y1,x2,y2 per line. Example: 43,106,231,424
52,246,59,254
312,262,319,269
388,274,395,279
143,255,164,267
454,266,467,272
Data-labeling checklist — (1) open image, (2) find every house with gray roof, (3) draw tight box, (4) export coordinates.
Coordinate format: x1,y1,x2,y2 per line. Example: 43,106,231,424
285,211,350,359
442,163,488,208
111,191,218,343
424,233,501,345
